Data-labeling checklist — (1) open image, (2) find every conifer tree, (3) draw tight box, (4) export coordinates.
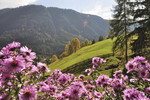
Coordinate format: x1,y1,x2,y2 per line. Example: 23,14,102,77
109,0,130,62
128,0,150,58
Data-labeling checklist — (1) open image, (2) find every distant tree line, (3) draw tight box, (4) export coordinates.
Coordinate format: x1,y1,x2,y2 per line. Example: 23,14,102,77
50,36,106,63
59,38,92,59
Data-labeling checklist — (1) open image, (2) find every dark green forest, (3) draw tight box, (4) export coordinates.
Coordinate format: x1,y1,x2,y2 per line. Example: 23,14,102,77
0,5,109,56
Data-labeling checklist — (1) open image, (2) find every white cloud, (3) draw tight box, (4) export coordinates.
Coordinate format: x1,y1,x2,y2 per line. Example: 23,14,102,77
83,5,112,19
0,0,38,9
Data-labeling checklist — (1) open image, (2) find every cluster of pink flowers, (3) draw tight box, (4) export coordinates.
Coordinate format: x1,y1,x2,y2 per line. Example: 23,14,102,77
92,57,106,68
126,56,150,80
0,42,150,100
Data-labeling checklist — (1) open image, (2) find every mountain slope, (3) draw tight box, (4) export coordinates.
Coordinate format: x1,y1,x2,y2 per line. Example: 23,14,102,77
49,39,114,72
0,5,110,56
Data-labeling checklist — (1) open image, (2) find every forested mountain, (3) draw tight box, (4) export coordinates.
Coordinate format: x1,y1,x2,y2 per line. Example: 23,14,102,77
0,5,109,56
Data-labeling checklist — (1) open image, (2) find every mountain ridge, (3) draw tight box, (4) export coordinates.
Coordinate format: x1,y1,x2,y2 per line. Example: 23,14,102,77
0,5,110,56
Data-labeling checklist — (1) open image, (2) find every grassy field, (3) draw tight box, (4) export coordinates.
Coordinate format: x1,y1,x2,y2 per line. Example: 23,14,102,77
49,39,114,72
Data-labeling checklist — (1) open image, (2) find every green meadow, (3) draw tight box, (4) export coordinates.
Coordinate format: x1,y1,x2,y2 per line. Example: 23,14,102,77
49,39,114,72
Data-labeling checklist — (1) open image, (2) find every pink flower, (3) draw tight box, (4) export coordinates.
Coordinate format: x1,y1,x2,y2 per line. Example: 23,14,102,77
37,62,50,72
111,79,125,90
138,69,149,79
85,68,94,75
1,73,12,85
133,56,146,62
19,85,37,100
66,81,87,99
123,88,149,100
4,56,25,73
113,70,123,79
20,46,36,61
26,65,39,74
125,61,137,73
0,66,7,74
48,85,57,95
3,41,21,51
85,84,95,90
78,75,85,79
92,57,106,68
94,91,104,100
58,74,69,84
1,42,20,57
96,75,111,87
146,87,150,94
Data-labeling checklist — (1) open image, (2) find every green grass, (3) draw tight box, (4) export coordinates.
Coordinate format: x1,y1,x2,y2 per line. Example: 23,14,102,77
49,39,114,72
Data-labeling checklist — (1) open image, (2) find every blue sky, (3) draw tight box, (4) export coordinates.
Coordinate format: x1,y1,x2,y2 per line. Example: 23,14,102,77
0,0,116,19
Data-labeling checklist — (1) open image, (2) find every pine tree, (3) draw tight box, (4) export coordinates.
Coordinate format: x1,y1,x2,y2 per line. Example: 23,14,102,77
109,0,130,62
128,0,150,58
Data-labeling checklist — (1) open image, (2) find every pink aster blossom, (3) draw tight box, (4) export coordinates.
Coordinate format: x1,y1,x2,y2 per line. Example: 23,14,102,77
85,84,95,90
92,57,106,68
20,46,36,61
133,56,146,62
48,85,57,95
113,70,123,79
146,87,150,94
37,62,50,72
66,81,87,99
66,73,75,83
138,69,149,79
85,68,94,75
1,42,20,57
4,56,25,73
78,74,85,79
1,73,12,85
26,65,39,75
19,85,37,100
0,66,7,74
123,88,149,100
50,69,62,80
2,41,21,51
87,78,94,84
94,91,104,100
37,82,48,92
125,61,137,73
96,75,111,87
111,79,125,90
58,74,69,84
56,91,70,100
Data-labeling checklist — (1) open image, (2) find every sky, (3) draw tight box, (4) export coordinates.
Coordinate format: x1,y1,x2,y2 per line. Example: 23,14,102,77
0,0,116,19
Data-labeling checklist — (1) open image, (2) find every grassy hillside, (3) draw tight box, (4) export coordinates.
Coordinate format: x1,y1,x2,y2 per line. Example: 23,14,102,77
49,39,114,72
